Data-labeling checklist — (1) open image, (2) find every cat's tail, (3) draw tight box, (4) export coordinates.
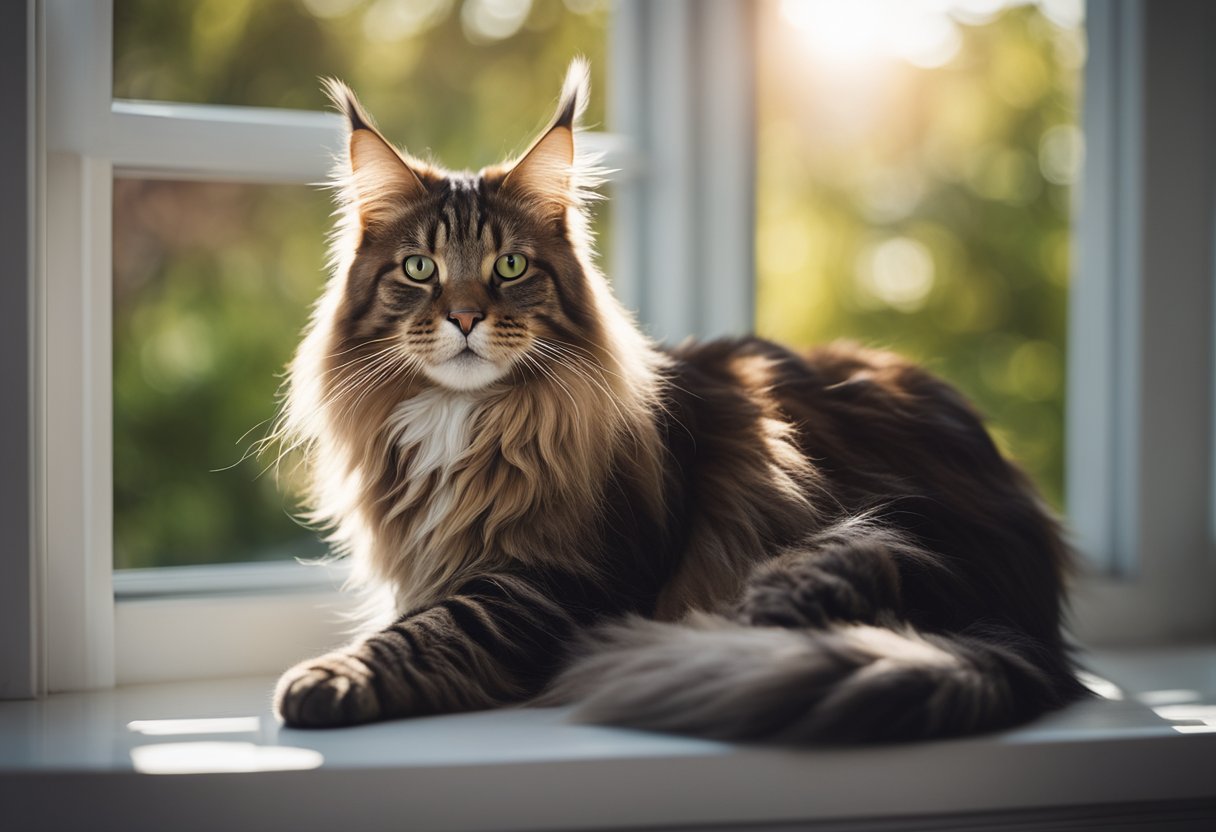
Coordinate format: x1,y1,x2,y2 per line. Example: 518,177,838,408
545,613,1080,742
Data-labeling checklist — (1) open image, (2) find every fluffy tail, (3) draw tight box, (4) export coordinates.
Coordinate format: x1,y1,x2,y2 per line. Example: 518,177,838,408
546,613,1079,742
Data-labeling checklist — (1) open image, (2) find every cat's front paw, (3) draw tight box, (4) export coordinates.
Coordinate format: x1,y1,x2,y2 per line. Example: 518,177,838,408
275,652,384,728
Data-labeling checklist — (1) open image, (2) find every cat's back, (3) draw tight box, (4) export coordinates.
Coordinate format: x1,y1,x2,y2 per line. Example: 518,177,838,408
666,336,1069,641
667,336,1007,505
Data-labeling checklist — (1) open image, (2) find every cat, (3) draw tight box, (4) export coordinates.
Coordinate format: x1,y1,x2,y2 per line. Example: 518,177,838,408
273,58,1085,742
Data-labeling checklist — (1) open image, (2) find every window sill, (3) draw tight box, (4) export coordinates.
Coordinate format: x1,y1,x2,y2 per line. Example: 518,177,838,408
2,647,1215,830
114,561,351,600
112,561,357,686
115,588,356,685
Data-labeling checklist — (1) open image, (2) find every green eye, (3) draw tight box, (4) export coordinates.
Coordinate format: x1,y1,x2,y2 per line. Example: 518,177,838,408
494,253,528,280
403,255,436,282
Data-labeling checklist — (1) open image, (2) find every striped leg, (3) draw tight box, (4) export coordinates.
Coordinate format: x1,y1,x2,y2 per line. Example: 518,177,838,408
275,571,604,728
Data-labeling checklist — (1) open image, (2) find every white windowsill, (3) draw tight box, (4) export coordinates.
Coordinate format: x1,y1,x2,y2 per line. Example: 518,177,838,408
114,560,351,599
1,648,1214,831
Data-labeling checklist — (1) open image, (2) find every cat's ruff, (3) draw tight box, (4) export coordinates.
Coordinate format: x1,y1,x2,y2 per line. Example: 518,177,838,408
272,59,1085,741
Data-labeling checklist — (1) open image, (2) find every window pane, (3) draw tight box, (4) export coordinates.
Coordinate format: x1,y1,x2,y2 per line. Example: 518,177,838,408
113,2,614,571
113,180,332,569
755,0,1083,509
113,0,611,170
113,180,612,570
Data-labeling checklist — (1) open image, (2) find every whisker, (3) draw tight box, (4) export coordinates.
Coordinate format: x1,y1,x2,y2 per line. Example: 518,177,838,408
323,334,398,362
320,343,405,378
519,351,581,413
316,346,409,409
534,337,694,438
531,340,626,417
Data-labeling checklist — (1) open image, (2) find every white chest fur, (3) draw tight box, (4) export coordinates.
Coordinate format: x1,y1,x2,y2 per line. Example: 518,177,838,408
369,388,489,612
385,388,479,478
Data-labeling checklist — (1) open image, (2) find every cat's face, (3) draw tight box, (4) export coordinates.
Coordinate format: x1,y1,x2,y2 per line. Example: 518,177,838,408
340,173,593,392
327,66,597,394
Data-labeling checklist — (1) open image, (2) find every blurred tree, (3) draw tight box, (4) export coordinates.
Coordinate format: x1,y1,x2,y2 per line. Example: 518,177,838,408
114,0,610,168
756,0,1081,509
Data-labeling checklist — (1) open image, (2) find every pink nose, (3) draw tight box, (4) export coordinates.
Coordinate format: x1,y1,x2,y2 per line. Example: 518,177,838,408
447,309,485,335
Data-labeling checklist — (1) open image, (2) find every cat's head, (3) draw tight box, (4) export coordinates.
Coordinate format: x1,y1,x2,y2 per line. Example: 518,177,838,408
321,59,608,394
281,61,664,571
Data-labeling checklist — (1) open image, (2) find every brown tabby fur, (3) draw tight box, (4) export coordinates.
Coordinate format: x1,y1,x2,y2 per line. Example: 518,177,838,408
273,60,1084,741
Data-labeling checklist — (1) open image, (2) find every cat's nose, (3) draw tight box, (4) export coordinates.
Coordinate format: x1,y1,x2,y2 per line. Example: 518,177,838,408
447,309,485,335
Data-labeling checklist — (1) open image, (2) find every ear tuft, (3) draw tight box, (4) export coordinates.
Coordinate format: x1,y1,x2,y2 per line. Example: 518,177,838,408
554,56,591,130
501,58,601,213
322,78,428,229
322,77,374,134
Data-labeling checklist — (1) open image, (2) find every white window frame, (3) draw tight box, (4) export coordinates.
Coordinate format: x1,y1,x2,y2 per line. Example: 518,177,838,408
3,0,1212,697
17,0,756,692
1065,0,1216,645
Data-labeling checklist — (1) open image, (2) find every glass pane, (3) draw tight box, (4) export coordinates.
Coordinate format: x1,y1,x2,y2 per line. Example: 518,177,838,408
113,0,611,170
755,0,1084,509
113,180,332,569
113,180,611,570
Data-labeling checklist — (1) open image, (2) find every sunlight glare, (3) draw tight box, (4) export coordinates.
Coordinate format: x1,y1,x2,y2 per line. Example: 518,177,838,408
1036,0,1084,29
779,0,961,70
1077,671,1123,701
948,0,1009,25
1151,704,1216,735
127,716,262,736
131,742,324,774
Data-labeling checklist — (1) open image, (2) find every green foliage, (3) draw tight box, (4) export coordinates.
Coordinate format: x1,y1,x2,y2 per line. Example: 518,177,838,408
114,0,610,169
112,0,609,569
755,2,1081,508
113,181,334,568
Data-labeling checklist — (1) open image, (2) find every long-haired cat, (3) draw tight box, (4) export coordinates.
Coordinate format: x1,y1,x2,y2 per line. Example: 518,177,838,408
273,59,1085,742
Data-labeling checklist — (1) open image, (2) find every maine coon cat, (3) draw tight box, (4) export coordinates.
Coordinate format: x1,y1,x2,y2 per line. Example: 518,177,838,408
273,59,1084,741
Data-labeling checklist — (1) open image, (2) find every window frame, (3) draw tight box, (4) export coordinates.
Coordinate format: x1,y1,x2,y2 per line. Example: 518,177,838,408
1064,0,1216,645
0,0,39,700
27,0,758,690
6,0,1213,696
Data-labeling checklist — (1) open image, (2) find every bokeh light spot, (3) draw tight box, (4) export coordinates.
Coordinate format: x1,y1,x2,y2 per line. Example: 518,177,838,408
461,0,532,43
362,0,453,43
856,237,936,313
1039,124,1084,185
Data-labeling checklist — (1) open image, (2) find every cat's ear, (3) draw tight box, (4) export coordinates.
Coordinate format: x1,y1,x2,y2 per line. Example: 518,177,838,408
323,78,428,228
501,58,592,212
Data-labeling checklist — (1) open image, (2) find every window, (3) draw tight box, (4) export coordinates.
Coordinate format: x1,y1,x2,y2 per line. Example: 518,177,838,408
38,0,628,688
111,1,612,572
112,179,332,570
12,0,1215,696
